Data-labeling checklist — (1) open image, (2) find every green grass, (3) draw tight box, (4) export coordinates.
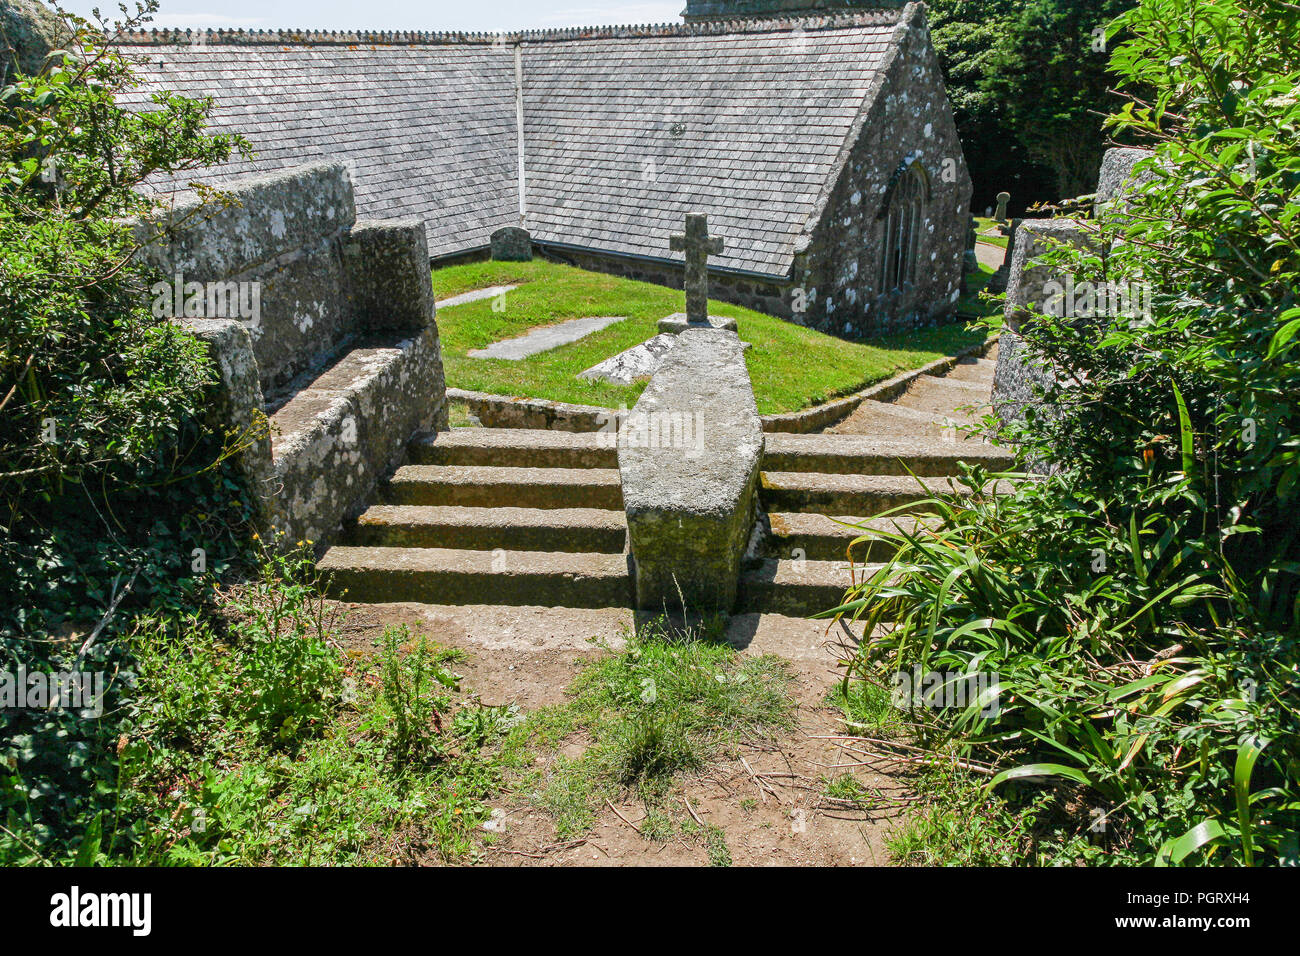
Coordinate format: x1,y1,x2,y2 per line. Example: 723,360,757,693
123,619,510,865
502,615,796,847
955,261,1000,319
431,259,986,415
974,216,1010,249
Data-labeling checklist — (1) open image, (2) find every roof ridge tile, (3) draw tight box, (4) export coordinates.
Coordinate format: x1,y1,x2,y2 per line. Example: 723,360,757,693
120,9,906,47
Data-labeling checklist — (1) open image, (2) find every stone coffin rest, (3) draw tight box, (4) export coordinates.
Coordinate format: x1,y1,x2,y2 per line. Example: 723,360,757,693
137,161,449,548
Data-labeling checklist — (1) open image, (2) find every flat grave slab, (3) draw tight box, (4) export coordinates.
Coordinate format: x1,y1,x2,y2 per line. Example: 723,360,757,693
437,284,520,309
468,315,626,361
579,333,679,385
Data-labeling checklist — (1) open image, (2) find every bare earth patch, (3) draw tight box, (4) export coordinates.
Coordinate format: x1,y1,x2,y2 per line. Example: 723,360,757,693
329,600,910,866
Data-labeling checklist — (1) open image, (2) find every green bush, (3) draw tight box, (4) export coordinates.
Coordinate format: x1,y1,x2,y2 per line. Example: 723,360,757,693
0,4,250,864
834,0,1300,866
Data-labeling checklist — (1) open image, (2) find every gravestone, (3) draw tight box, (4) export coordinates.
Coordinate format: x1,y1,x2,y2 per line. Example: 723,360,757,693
658,213,737,334
994,191,1011,223
964,216,979,273
470,315,626,361
490,226,532,261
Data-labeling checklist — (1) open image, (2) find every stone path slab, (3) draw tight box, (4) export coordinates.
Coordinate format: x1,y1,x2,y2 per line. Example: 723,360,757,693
975,242,1005,269
437,284,519,309
579,332,679,385
468,315,626,361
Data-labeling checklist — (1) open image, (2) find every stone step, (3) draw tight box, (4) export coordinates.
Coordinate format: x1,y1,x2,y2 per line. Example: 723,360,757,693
408,427,617,469
347,504,627,553
383,464,623,510
895,375,992,418
764,513,923,562
944,356,998,385
318,546,634,607
763,432,1011,476
738,558,884,617
760,472,1006,516
825,399,976,440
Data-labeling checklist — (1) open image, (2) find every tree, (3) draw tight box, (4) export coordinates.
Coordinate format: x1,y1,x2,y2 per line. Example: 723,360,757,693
981,0,1136,198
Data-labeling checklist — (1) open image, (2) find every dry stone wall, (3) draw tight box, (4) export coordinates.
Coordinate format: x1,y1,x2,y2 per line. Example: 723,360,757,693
140,162,449,549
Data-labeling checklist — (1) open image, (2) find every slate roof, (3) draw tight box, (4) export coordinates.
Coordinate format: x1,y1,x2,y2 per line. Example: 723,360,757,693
119,11,908,279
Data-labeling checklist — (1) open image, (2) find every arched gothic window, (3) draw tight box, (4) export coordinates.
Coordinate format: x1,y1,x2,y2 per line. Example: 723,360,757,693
878,162,928,292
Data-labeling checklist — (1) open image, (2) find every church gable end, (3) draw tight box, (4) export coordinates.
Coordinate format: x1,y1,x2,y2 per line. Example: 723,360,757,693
791,2,972,336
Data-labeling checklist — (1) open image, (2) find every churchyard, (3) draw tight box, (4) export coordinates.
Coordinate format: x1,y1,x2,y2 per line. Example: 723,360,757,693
432,259,987,414
2,0,1296,886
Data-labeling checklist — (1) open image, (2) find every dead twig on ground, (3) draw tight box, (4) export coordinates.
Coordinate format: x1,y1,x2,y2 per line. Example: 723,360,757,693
606,800,643,834
683,797,705,827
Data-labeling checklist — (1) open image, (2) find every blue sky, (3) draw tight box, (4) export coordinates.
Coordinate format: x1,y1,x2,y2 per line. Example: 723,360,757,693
59,1,687,32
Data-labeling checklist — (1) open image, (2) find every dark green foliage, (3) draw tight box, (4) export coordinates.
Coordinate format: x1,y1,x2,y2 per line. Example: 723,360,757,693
981,0,1137,199
0,4,250,864
833,0,1300,865
928,0,1137,208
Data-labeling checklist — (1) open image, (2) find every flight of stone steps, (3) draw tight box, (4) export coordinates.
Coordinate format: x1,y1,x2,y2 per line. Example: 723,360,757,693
318,351,1010,615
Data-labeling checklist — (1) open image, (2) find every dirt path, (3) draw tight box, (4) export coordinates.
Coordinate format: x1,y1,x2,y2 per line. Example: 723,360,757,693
332,601,906,866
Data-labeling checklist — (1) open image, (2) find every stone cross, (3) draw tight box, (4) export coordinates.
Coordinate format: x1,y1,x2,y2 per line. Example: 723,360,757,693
994,191,1011,223
670,213,724,325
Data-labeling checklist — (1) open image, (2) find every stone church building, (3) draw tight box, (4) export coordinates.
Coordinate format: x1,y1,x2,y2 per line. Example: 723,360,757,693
120,0,969,338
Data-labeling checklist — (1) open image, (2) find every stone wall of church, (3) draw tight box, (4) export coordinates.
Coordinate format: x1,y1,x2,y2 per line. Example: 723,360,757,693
790,3,971,338
534,244,793,321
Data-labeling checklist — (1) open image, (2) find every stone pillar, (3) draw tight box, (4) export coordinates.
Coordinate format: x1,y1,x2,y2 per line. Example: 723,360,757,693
986,217,1022,294
1094,147,1157,221
346,218,437,332
992,218,1096,428
618,328,763,613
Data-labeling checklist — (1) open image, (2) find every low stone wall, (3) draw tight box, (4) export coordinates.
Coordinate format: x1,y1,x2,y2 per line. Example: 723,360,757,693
449,388,621,432
142,162,448,549
619,329,764,613
139,163,358,395
449,335,996,436
988,147,1161,437
762,335,997,433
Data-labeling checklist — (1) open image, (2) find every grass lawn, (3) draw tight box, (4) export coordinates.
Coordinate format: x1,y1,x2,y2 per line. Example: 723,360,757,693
955,261,1001,319
974,216,1009,249
431,260,987,416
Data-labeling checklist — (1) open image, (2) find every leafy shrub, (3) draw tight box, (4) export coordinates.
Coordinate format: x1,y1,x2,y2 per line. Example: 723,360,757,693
834,0,1300,866
371,626,459,770
0,4,249,864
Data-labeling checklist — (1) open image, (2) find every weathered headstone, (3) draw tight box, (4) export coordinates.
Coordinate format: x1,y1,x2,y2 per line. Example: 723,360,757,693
672,213,722,322
994,191,1011,223
658,213,736,334
490,225,532,261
